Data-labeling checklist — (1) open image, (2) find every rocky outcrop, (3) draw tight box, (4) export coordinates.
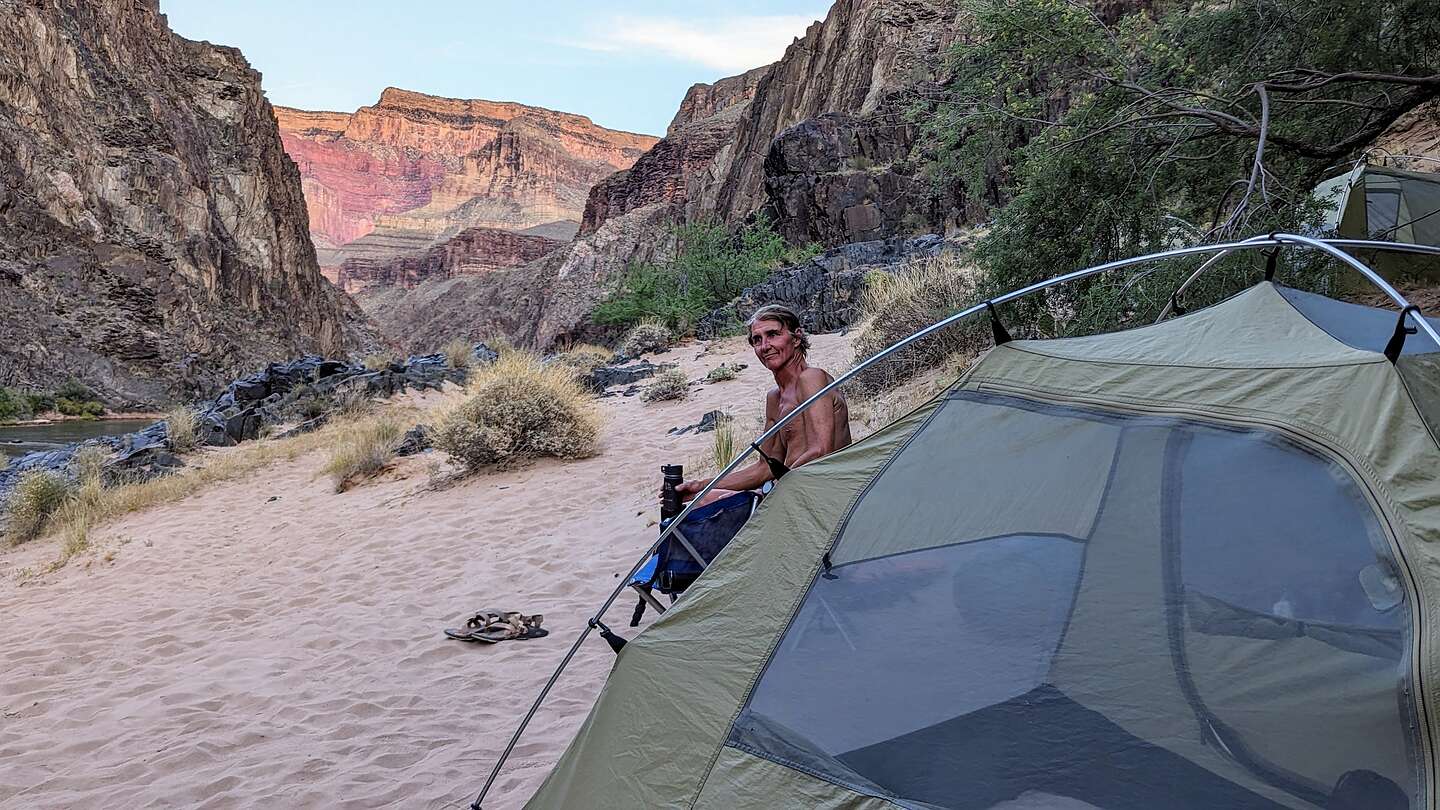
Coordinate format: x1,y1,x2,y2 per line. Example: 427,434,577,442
0,0,374,408
1375,100,1440,172
339,227,565,293
710,0,959,229
667,66,772,136
761,112,931,245
581,68,770,236
696,233,973,337
363,204,679,353
276,89,658,278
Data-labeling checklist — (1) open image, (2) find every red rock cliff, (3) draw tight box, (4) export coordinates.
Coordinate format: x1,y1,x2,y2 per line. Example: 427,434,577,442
0,0,375,406
275,89,659,278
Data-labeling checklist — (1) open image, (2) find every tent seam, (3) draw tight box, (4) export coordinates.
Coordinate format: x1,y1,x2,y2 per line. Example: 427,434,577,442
1001,343,1383,370
685,396,952,809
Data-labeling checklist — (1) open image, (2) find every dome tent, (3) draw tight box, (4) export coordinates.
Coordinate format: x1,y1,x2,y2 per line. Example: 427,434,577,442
485,236,1440,810
1314,164,1440,282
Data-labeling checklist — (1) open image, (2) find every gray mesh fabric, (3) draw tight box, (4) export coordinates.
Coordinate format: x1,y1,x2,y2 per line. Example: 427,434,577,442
727,393,1422,810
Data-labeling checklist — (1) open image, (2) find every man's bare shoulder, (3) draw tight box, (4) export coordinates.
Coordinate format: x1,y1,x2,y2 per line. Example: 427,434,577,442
798,366,836,391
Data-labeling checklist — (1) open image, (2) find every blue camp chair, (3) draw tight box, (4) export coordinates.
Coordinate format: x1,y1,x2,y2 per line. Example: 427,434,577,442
629,490,759,625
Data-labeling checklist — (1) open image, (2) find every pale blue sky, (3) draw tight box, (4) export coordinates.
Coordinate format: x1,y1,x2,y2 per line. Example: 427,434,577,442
161,1,831,136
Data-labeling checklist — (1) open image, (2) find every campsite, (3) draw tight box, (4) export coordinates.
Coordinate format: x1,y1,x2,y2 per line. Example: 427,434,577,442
3,1,1440,808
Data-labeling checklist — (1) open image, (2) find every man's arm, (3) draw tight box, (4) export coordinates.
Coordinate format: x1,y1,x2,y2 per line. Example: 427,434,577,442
677,395,783,500
786,368,838,468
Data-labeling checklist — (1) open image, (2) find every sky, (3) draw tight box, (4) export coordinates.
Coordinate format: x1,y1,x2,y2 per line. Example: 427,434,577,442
161,1,832,137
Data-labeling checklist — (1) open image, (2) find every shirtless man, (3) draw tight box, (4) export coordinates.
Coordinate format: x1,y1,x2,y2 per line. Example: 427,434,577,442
677,304,852,507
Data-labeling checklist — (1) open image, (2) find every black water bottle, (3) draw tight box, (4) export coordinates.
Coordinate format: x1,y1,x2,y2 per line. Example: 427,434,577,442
660,464,684,522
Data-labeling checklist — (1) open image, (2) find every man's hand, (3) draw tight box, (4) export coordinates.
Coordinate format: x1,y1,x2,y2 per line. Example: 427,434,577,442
659,479,708,506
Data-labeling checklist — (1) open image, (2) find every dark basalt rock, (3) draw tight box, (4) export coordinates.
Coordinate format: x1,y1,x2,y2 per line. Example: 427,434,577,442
581,361,667,393
395,424,432,457
696,233,966,339
668,410,727,436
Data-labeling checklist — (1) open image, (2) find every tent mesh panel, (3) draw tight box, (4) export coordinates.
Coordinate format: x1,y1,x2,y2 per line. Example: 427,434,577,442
727,393,1422,810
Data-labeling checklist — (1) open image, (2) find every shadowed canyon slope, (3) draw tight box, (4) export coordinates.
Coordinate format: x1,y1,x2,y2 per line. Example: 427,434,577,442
0,0,374,407
275,90,658,289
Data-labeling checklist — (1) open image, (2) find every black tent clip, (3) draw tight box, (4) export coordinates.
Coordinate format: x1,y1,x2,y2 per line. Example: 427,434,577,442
986,301,1012,346
1168,291,1187,317
591,618,628,653
1384,305,1422,363
821,552,838,580
1262,248,1279,282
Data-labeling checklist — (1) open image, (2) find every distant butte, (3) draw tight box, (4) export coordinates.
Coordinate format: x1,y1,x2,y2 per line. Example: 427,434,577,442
273,88,659,289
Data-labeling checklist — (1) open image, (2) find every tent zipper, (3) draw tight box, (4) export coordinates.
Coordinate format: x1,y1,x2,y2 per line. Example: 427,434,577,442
973,379,1437,807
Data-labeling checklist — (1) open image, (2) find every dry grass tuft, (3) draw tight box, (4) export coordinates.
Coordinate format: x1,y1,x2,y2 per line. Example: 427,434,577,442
5,470,73,546
850,255,987,393
621,320,672,358
364,351,401,372
443,338,474,370
322,417,404,492
165,407,199,453
550,344,614,380
641,369,690,403
433,352,600,471
711,413,740,470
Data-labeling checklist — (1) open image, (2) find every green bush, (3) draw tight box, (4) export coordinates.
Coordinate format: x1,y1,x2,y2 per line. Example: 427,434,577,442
0,388,33,423
24,391,55,414
594,216,821,332
56,398,105,418
705,363,743,383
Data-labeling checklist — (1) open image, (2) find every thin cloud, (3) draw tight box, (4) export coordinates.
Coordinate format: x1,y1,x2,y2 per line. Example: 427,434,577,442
575,14,819,73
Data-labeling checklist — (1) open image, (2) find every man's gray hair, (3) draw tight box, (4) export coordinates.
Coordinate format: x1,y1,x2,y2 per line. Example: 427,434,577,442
748,304,810,356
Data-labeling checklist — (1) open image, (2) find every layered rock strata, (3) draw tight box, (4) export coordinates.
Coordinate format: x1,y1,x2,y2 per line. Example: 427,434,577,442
0,0,373,406
276,90,658,278
340,227,565,293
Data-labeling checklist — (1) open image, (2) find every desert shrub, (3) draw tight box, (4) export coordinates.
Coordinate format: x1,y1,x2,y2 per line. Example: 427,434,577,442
443,338,474,370
5,470,73,545
433,352,599,470
705,363,743,383
23,390,55,415
641,369,690,403
550,344,614,380
594,216,821,332
622,321,672,358
322,416,403,492
849,255,989,393
0,387,32,423
363,352,401,372
54,379,93,401
68,446,109,486
165,407,199,453
333,383,374,417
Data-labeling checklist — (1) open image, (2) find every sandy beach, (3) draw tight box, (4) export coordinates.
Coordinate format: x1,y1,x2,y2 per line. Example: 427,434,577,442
0,334,850,809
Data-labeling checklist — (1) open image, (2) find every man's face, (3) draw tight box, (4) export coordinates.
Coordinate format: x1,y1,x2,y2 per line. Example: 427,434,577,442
749,318,800,371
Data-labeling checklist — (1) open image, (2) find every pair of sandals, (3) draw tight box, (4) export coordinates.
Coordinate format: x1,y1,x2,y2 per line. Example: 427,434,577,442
443,610,548,643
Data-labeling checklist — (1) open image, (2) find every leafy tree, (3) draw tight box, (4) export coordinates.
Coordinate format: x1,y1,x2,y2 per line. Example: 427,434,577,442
920,0,1440,336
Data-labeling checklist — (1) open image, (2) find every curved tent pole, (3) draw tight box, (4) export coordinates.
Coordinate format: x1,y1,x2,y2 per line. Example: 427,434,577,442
1158,237,1440,324
467,235,1421,809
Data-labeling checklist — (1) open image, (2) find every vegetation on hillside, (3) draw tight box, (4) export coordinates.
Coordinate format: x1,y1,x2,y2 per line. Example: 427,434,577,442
917,0,1440,338
0,380,107,423
595,217,820,332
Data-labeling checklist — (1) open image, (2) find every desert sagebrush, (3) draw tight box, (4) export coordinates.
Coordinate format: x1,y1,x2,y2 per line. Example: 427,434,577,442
433,352,599,471
850,255,987,393
165,407,199,453
621,321,672,358
443,338,474,370
5,470,73,545
641,369,690,403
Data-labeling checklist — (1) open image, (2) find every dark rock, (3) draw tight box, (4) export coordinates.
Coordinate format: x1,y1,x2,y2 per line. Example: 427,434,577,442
696,233,971,339
396,424,431,457
582,361,667,393
224,409,261,443
230,379,269,403
668,410,727,436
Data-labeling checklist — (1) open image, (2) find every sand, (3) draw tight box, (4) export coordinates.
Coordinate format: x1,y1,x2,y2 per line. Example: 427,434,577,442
0,334,852,809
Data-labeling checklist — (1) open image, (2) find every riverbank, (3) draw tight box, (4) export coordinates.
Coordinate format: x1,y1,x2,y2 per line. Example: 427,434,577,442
0,333,852,809
0,412,163,427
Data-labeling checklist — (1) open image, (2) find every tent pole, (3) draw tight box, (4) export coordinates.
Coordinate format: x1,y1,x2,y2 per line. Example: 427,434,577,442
467,235,1426,808
1159,237,1440,324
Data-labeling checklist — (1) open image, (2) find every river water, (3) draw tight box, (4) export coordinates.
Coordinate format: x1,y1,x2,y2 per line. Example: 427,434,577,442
0,419,158,459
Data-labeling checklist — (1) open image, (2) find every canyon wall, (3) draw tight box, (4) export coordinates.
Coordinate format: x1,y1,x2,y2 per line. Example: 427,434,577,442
276,89,658,286
339,227,565,293
0,0,374,407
